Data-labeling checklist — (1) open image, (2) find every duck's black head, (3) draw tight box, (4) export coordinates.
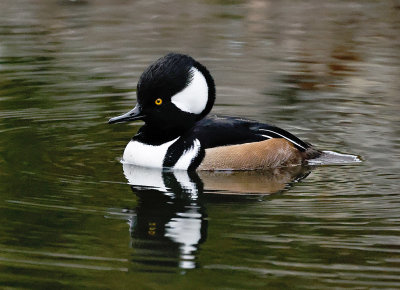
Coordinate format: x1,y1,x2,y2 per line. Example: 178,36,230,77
109,53,215,131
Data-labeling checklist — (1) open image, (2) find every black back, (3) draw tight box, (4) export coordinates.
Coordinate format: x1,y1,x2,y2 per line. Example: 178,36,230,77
192,115,311,151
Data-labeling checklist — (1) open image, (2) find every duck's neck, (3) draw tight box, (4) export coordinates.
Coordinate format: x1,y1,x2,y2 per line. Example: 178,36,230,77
132,123,194,146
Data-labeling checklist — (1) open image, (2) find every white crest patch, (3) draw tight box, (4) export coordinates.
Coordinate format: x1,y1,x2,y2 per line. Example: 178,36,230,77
122,138,178,168
171,67,208,114
173,139,201,170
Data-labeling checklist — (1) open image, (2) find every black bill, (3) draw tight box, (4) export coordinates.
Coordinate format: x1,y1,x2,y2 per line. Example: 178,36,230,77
108,105,145,124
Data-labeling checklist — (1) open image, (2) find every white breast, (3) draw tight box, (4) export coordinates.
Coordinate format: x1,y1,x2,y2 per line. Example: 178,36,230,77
122,138,178,168
122,138,201,170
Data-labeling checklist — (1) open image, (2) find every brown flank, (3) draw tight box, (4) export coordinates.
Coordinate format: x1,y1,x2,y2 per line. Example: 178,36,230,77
198,138,310,170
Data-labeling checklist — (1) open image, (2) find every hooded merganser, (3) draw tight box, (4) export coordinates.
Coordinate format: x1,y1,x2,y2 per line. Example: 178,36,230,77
109,53,321,170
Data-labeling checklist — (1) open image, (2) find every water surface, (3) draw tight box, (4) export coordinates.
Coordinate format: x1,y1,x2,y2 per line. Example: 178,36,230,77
1,0,400,288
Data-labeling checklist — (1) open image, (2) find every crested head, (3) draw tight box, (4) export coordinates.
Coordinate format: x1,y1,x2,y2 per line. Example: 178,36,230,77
108,53,216,131
136,53,215,129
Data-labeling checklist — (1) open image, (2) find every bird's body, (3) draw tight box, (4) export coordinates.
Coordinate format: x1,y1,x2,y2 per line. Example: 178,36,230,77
109,53,321,171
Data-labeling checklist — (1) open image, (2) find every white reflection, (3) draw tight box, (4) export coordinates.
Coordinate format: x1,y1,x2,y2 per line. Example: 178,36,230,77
122,164,205,270
165,208,203,269
123,164,199,197
123,164,167,191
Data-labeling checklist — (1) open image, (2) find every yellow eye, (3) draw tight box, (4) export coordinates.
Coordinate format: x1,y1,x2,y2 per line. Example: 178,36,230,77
155,98,162,106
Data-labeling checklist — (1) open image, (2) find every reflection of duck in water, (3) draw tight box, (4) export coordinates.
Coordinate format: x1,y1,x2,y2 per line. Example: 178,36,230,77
121,164,311,271
109,53,322,171
124,164,311,196
123,165,207,270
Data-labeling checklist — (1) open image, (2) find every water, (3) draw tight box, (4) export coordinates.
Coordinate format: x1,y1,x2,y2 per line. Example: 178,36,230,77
0,0,399,288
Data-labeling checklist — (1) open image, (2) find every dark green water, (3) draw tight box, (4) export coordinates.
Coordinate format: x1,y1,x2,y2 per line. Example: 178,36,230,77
1,0,400,288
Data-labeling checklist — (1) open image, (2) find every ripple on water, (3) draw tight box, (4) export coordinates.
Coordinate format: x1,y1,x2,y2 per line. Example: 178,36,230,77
1,0,400,288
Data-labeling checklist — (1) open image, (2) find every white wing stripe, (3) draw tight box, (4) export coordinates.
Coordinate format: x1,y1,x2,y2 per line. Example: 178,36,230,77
258,129,306,150
260,134,273,139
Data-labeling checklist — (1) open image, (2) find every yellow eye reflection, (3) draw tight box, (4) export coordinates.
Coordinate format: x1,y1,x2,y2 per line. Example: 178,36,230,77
155,98,162,106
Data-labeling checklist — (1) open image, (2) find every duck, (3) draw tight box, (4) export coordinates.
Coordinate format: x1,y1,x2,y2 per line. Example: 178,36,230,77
109,53,321,171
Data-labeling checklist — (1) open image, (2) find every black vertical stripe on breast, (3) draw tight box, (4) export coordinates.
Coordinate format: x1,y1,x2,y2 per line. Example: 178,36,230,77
163,137,204,169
